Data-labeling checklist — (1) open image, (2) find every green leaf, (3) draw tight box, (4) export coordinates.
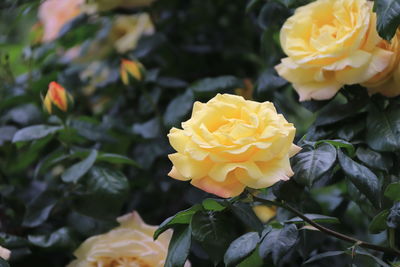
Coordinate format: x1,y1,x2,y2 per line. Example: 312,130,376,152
12,125,62,143
258,224,298,265
97,153,140,168
163,90,194,128
28,227,74,249
61,149,98,183
384,182,400,201
202,199,226,211
315,140,355,156
285,214,339,224
355,249,391,267
189,76,242,98
292,143,337,187
154,205,202,240
0,258,10,267
224,232,260,267
356,147,392,171
231,202,264,232
165,225,191,267
304,251,345,265
191,211,235,264
69,119,114,142
338,150,381,209
387,202,400,228
258,2,289,30
73,166,129,220
369,210,389,234
374,0,400,40
237,249,264,267
22,190,58,228
366,105,400,152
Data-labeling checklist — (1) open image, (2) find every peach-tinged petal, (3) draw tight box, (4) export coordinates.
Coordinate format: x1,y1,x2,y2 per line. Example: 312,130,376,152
168,166,190,181
190,174,245,198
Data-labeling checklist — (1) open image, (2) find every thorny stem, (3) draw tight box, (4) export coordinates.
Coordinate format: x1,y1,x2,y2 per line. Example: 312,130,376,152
251,195,400,257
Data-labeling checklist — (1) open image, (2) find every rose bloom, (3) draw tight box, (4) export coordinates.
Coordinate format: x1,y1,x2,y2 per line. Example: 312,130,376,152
38,0,84,42
67,211,190,267
167,94,300,198
0,245,10,260
275,0,393,101
362,31,400,97
110,14,155,53
252,205,276,223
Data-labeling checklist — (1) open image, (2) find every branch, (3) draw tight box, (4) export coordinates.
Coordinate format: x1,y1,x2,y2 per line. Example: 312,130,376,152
252,195,400,257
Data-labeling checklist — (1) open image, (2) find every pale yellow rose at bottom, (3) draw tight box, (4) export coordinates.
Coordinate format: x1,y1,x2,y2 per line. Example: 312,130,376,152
252,205,277,223
0,245,10,260
167,94,300,198
67,211,190,267
363,31,400,97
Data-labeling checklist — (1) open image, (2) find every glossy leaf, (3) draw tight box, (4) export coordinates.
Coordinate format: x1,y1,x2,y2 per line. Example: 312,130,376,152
189,76,242,98
202,199,226,211
366,105,400,152
22,190,58,228
374,0,400,40
356,147,392,171
61,149,98,183
12,125,62,143
165,225,191,267
369,210,389,234
154,205,201,240
338,150,381,209
258,224,298,265
224,232,260,267
384,182,400,201
292,143,337,187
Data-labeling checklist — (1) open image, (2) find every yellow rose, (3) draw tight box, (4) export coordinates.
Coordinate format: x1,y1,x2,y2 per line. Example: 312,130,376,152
252,205,276,223
275,0,393,101
0,245,10,260
67,211,190,267
167,94,300,198
38,0,84,42
110,14,155,53
362,32,400,97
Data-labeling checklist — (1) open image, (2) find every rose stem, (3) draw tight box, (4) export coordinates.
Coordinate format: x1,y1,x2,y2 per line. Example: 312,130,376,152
251,195,400,257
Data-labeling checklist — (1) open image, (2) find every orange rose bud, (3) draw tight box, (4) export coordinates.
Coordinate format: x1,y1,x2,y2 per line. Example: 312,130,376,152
120,58,143,85
43,82,73,114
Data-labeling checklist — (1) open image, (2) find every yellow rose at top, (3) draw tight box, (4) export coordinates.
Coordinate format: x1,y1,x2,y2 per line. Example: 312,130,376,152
275,0,393,101
167,94,300,198
67,211,190,267
362,31,400,97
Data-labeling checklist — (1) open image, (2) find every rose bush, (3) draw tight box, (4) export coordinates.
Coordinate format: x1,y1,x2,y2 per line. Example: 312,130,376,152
2,0,400,266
